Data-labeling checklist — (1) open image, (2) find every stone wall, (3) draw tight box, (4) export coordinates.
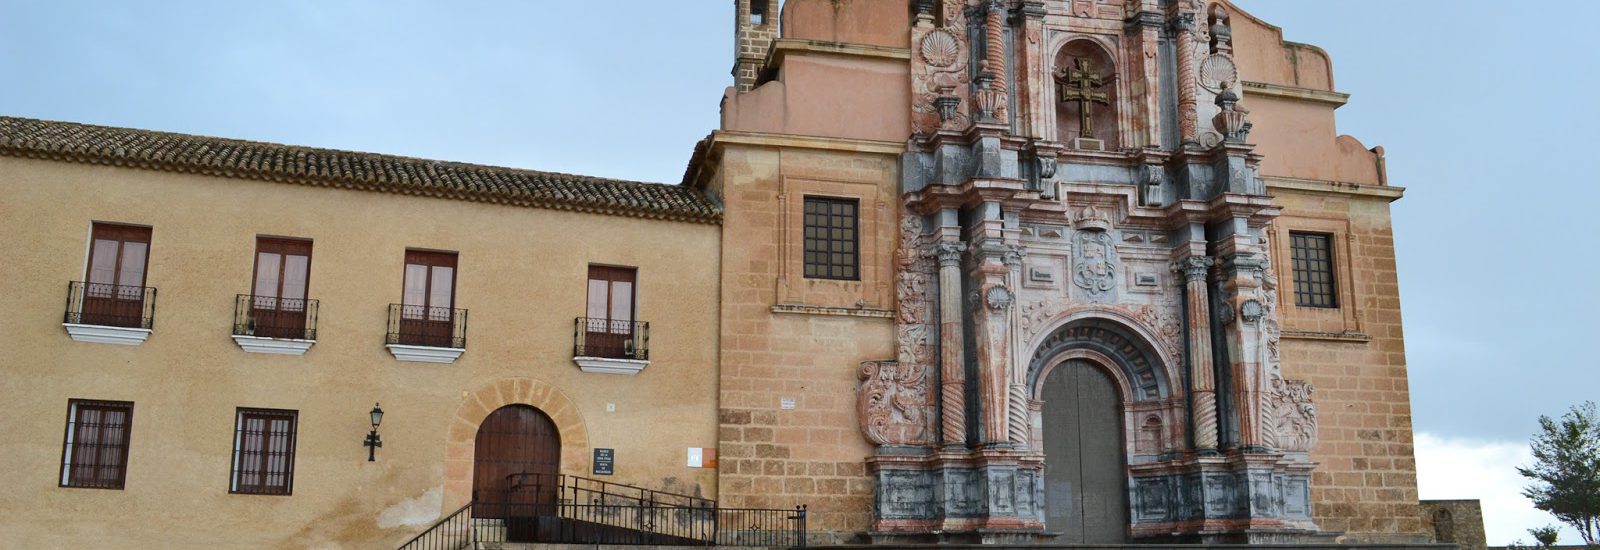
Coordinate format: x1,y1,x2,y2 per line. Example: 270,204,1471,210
706,136,901,541
1421,500,1488,550
1269,179,1423,542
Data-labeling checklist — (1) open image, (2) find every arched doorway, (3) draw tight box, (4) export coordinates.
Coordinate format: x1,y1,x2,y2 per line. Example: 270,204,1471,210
1041,359,1127,543
474,405,561,541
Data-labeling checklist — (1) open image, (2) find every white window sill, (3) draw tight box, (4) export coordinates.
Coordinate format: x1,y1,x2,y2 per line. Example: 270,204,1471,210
63,323,151,346
573,356,649,375
232,335,315,356
386,344,465,364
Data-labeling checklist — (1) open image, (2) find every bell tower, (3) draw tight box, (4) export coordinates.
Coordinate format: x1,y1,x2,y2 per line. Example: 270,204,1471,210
732,0,778,91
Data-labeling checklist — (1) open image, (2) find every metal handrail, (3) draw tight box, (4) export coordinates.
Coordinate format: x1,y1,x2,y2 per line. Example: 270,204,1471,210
64,281,157,330
572,317,649,360
233,294,319,340
395,501,473,550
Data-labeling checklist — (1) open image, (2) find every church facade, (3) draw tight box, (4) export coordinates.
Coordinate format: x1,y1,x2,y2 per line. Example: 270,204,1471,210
0,1,1424,548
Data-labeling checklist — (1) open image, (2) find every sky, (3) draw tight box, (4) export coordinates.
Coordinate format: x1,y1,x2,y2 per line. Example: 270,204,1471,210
3,0,1597,545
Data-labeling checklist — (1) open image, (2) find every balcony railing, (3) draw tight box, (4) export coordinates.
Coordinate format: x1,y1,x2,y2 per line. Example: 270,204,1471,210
233,294,319,340
574,318,649,361
64,281,156,329
387,304,467,349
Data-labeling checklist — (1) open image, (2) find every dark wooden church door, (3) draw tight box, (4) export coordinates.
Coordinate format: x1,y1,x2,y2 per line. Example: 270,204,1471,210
473,405,561,540
1041,360,1128,543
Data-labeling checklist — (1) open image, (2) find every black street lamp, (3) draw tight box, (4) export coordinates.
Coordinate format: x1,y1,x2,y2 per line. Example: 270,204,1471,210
365,403,384,462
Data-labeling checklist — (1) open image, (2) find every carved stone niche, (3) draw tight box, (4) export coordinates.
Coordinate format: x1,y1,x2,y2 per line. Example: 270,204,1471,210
1054,40,1119,151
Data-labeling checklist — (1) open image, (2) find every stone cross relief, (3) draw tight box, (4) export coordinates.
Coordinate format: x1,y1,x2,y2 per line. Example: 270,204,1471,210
1057,58,1109,135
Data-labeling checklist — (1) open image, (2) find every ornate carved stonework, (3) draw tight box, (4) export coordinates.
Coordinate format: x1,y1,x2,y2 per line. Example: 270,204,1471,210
896,213,934,367
1268,377,1318,452
858,360,937,446
1073,231,1116,298
910,3,970,136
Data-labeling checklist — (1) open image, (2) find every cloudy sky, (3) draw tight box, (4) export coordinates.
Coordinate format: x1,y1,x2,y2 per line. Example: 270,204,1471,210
3,0,1596,544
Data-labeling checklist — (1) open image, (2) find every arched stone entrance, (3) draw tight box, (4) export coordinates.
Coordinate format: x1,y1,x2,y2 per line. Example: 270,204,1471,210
445,378,590,510
1028,316,1176,544
1040,359,1127,543
473,405,561,542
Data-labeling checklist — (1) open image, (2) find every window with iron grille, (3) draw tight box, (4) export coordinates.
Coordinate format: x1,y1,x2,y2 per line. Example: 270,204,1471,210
60,399,134,489
1290,232,1338,308
230,408,298,495
803,197,859,281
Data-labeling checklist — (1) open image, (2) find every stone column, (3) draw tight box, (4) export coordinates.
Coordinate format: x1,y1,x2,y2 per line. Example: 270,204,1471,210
1177,255,1219,452
1220,253,1269,449
935,240,969,448
1170,12,1199,145
1005,245,1030,446
973,242,1013,447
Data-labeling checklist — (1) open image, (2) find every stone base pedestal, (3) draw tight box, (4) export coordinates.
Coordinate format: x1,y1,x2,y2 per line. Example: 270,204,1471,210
866,446,1049,541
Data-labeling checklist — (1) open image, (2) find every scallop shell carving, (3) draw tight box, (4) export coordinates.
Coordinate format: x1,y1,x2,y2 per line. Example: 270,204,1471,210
921,29,960,68
1199,54,1237,92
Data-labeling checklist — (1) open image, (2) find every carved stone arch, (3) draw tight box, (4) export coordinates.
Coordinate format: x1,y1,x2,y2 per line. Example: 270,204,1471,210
1025,306,1182,398
443,377,590,508
1027,316,1171,401
1050,36,1122,149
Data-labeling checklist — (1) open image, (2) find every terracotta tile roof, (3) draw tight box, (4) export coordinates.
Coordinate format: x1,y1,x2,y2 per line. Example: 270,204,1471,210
0,116,722,224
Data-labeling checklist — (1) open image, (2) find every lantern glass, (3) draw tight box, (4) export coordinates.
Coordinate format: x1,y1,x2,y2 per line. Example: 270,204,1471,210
370,403,384,430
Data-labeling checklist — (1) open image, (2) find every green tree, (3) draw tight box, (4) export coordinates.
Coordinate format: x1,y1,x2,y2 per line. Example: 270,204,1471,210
1518,401,1600,546
1529,525,1560,548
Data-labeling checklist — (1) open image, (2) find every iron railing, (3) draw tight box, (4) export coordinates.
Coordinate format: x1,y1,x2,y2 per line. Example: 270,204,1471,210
233,294,318,340
64,281,156,329
396,502,473,550
573,317,649,360
396,476,807,549
508,472,713,509
387,304,467,349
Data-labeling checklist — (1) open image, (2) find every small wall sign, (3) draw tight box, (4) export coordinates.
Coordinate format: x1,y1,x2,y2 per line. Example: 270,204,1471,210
593,448,614,475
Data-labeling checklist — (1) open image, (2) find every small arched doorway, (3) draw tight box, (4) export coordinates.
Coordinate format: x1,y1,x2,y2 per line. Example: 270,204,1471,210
474,405,561,540
1041,359,1128,543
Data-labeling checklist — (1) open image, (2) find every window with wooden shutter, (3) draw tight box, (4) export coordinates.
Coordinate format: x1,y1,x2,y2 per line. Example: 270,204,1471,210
248,237,313,339
60,399,134,489
80,223,153,328
397,250,460,347
230,408,298,495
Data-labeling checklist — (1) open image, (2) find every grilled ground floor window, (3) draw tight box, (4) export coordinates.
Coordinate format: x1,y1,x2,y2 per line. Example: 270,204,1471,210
803,196,859,280
1290,232,1338,308
231,408,298,495
60,399,134,489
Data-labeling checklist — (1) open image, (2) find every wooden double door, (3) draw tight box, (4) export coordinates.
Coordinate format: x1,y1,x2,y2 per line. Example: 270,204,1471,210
473,405,561,541
1041,360,1129,543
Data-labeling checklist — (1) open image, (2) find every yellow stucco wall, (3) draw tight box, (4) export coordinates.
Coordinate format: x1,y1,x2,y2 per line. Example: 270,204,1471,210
0,157,722,549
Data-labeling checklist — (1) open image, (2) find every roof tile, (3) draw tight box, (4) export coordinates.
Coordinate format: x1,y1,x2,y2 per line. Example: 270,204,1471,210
0,116,722,224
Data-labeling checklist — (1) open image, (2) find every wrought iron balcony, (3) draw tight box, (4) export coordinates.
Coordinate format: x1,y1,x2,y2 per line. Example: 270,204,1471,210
573,317,649,361
387,304,467,349
64,281,156,329
233,294,318,340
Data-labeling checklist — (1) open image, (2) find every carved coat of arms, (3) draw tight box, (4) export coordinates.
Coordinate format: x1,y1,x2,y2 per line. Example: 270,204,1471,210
1073,231,1115,297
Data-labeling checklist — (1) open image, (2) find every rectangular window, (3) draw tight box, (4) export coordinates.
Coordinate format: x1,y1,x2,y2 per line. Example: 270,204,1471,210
802,197,859,281
60,399,134,489
583,265,641,359
230,408,298,495
1290,232,1338,308
398,250,459,347
250,237,313,339
81,223,153,327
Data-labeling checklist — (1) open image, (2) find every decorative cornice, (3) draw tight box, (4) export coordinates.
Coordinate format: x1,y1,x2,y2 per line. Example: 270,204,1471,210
1264,176,1405,201
770,304,896,319
1240,80,1350,107
764,39,911,72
